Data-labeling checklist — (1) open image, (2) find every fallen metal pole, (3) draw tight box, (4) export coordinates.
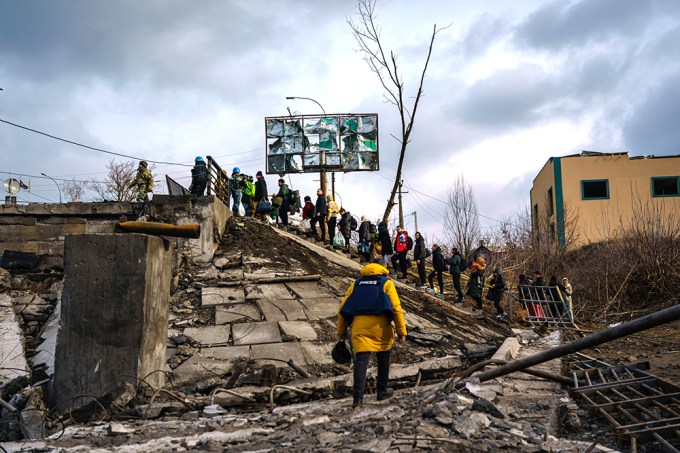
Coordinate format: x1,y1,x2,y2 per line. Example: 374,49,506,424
456,358,577,386
115,221,201,238
466,304,680,385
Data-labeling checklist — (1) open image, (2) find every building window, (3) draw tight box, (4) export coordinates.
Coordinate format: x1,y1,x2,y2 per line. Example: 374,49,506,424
581,179,609,200
547,187,554,216
533,204,538,225
652,176,679,197
549,222,556,242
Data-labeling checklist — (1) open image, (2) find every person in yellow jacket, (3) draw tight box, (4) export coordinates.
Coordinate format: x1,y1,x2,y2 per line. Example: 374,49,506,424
326,194,339,241
337,259,407,408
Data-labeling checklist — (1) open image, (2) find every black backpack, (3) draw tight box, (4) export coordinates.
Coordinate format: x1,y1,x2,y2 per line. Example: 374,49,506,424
287,187,297,205
406,235,414,251
193,164,208,183
459,256,468,272
369,223,377,234
350,216,358,230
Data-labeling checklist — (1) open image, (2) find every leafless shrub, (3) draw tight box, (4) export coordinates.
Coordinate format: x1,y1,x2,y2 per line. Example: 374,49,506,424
348,0,448,223
443,175,481,258
89,159,138,202
62,179,86,202
488,195,679,322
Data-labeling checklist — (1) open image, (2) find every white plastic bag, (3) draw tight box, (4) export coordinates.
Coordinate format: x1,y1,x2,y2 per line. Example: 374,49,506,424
237,203,245,217
333,233,346,248
300,219,312,232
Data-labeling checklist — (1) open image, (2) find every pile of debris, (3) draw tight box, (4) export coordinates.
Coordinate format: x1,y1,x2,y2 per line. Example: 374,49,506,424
3,216,680,452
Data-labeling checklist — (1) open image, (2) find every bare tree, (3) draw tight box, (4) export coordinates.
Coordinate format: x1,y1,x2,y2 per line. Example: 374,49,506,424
62,179,86,202
348,0,448,223
443,175,481,258
89,159,137,202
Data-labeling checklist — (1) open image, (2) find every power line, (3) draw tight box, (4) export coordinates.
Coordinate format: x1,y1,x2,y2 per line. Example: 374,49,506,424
0,117,192,166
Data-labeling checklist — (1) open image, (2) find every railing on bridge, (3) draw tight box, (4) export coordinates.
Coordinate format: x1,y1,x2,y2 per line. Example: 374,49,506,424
166,175,189,196
518,284,575,329
206,156,231,207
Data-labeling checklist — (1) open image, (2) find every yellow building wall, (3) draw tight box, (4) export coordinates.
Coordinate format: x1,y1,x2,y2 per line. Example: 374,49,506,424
530,157,556,231
532,153,680,247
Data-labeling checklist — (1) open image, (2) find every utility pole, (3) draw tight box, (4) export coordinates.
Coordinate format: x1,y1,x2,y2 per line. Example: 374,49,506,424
413,211,418,233
331,172,336,200
397,180,408,227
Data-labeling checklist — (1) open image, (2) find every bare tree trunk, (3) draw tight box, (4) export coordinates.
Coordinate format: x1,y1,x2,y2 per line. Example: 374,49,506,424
348,0,446,223
443,175,480,257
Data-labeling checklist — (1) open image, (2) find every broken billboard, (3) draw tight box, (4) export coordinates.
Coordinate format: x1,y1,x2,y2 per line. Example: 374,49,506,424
264,113,379,175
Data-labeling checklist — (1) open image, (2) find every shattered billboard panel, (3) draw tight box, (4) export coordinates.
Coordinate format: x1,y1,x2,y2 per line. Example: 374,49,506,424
264,113,378,175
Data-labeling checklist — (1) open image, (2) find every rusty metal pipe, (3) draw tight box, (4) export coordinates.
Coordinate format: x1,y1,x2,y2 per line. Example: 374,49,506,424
465,304,680,386
115,221,200,238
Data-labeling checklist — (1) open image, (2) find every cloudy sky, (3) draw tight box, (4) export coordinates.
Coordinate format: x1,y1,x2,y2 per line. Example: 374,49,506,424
1,0,679,240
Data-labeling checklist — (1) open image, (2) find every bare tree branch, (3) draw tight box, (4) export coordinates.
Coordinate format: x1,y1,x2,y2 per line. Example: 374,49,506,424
443,175,481,257
88,159,137,202
348,0,449,223
62,179,86,202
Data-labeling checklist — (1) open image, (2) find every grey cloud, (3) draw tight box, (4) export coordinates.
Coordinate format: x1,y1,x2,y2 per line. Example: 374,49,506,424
453,63,556,129
642,23,680,67
0,0,349,94
623,70,680,155
459,13,510,59
515,0,655,51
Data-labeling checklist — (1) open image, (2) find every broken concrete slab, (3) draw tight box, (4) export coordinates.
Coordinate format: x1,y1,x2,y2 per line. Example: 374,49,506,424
491,336,520,362
0,294,29,383
184,325,231,346
171,355,236,387
299,342,334,366
201,286,245,307
267,299,308,321
199,345,250,361
278,321,318,341
215,303,261,324
298,298,340,320
403,311,441,330
250,342,307,368
32,298,60,376
246,283,294,301
285,281,333,299
256,299,288,322
232,322,282,346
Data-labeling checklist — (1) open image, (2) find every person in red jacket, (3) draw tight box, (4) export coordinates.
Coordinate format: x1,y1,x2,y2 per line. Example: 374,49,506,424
302,196,315,219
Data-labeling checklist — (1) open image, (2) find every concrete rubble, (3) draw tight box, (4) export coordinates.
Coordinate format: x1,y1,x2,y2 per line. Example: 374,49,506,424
0,201,636,451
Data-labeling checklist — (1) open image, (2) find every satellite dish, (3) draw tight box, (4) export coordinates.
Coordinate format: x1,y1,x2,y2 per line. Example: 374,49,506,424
3,179,20,194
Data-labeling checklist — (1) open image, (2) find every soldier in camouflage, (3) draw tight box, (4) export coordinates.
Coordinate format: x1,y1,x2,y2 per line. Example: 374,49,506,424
134,161,154,202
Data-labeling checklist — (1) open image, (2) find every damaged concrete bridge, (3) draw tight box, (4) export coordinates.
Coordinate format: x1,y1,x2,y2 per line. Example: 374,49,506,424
1,195,679,452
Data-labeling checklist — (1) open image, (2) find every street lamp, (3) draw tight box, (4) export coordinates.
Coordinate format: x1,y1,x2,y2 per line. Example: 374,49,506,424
285,96,326,115
40,172,62,203
285,96,328,195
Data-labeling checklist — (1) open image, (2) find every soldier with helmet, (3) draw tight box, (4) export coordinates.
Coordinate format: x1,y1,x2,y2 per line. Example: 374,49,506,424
229,167,244,215
134,160,154,202
189,156,208,196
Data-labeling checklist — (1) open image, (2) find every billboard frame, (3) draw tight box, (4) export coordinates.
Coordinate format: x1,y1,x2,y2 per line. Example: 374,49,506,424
264,113,379,176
